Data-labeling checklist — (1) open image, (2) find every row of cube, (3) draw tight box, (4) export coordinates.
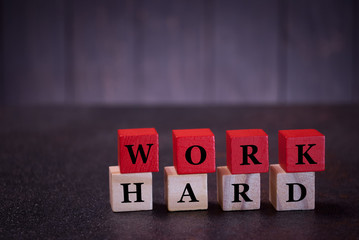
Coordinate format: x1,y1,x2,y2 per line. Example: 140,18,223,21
110,128,324,212
117,128,325,174
110,164,315,212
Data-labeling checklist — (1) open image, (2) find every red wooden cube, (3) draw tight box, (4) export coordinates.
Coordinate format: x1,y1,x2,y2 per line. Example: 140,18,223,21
226,129,269,174
279,129,325,173
118,128,159,173
172,128,215,174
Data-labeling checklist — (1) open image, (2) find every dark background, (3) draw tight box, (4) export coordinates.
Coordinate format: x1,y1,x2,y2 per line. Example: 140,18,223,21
1,0,358,105
1,1,359,239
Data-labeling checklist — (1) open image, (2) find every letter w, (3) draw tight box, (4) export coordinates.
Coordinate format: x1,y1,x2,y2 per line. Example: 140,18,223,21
125,144,153,164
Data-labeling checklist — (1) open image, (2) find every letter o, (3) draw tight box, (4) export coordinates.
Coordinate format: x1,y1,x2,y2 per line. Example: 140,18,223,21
185,145,206,165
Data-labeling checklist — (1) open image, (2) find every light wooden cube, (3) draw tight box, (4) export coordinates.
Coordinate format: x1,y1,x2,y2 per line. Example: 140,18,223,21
164,166,208,211
217,166,260,211
109,166,152,212
269,164,315,211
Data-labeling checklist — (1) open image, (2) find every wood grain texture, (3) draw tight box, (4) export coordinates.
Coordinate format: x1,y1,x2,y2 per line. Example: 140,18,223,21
286,0,353,103
164,166,208,211
118,128,159,173
217,166,260,211
2,0,66,104
213,0,279,103
278,129,325,173
269,164,315,211
109,166,152,212
226,129,269,174
138,0,209,104
69,0,137,104
172,128,215,174
1,0,358,105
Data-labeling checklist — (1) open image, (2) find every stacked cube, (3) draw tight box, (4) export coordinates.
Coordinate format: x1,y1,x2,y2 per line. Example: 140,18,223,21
109,128,159,212
217,129,269,211
108,128,324,212
269,129,325,211
164,128,215,211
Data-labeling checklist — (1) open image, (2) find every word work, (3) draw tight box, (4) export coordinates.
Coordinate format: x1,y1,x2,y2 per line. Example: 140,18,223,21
109,128,325,212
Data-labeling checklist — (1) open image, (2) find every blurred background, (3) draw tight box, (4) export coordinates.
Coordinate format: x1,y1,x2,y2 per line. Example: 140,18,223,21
1,0,358,105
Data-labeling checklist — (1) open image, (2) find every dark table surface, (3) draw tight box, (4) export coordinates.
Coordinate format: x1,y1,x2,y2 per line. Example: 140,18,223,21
1,105,359,239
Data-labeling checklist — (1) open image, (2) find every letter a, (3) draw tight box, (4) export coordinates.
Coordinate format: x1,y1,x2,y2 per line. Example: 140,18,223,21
177,183,199,203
